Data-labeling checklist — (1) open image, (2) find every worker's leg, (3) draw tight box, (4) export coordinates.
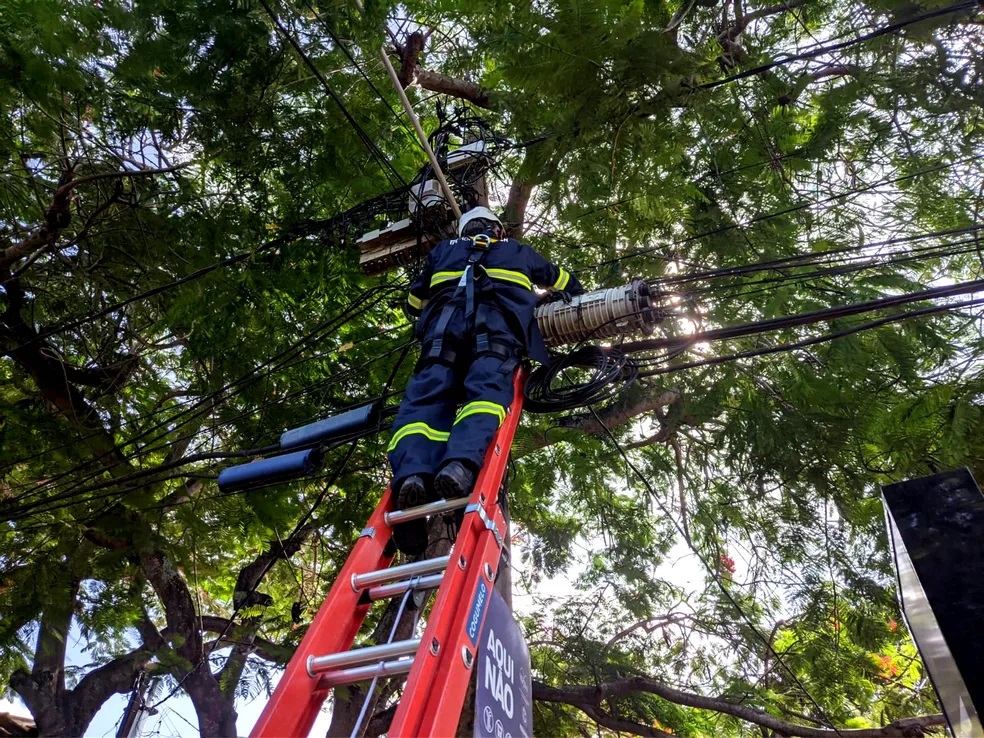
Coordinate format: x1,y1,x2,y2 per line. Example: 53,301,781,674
441,351,517,476
386,359,460,556
387,360,458,489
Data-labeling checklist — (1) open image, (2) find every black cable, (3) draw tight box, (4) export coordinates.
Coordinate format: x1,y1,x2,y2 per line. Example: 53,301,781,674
587,154,984,270
256,0,408,189
555,110,962,249
523,346,637,414
669,238,984,304
623,277,984,355
695,1,978,92
1,227,304,356
0,286,400,517
660,225,984,288
299,0,411,135
14,410,394,523
0,329,410,523
636,295,984,377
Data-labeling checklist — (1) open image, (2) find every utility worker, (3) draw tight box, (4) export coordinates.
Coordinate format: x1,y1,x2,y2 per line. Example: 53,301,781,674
387,206,584,555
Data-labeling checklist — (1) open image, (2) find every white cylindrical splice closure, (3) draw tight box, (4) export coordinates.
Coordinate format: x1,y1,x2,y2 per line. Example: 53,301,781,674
535,278,662,347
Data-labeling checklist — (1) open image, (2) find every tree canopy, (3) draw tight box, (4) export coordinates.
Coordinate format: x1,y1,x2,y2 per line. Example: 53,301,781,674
1,0,982,735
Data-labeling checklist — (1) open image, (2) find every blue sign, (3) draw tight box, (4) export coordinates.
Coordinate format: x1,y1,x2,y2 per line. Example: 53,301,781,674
475,589,532,738
467,580,489,646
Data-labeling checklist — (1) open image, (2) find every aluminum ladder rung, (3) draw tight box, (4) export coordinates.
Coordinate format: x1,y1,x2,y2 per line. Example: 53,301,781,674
366,572,443,602
384,496,469,526
352,555,450,591
316,657,416,689
307,638,421,676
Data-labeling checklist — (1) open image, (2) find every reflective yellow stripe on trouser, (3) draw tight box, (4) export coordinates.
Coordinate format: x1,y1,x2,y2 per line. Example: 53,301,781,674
454,400,506,426
387,422,450,452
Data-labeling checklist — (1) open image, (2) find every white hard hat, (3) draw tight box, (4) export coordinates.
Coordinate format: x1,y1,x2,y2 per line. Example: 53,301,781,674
457,206,502,237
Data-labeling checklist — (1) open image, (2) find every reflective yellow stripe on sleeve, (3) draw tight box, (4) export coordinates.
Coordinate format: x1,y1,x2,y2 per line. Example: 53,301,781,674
552,268,571,291
407,293,426,310
485,268,532,290
431,270,465,288
387,422,450,452
454,400,507,426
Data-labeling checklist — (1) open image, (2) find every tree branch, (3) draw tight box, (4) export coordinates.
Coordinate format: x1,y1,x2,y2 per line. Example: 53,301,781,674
197,616,295,665
51,163,192,201
396,31,426,88
780,66,863,105
669,436,691,545
502,143,561,239
583,705,678,737
233,524,317,609
0,163,190,272
69,650,159,735
139,545,237,737
1,280,129,469
719,0,808,42
414,67,492,108
603,613,692,652
364,703,398,737
532,677,946,737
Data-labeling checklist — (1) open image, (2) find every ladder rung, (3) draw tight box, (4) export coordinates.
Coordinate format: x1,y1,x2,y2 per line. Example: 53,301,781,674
352,555,450,591
317,657,415,689
384,496,469,526
307,638,422,676
366,572,444,602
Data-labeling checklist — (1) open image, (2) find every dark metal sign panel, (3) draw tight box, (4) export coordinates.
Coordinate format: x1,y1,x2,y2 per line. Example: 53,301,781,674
883,468,984,736
475,589,533,738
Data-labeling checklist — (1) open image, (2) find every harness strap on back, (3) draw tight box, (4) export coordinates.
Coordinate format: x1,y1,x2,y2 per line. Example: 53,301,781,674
420,234,514,369
464,234,492,319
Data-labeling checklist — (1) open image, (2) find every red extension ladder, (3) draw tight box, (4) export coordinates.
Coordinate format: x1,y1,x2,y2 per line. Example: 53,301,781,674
250,369,525,737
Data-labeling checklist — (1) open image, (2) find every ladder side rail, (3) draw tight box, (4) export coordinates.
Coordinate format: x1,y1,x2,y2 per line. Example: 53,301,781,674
418,504,508,736
250,488,398,738
388,368,525,736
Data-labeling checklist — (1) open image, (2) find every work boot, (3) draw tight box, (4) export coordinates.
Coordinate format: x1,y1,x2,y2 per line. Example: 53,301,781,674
392,475,429,556
434,461,476,500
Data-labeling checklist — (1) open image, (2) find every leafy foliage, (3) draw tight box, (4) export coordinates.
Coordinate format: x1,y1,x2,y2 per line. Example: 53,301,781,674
1,0,982,736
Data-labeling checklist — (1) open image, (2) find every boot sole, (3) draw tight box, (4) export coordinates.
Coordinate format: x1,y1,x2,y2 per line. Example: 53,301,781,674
434,472,470,500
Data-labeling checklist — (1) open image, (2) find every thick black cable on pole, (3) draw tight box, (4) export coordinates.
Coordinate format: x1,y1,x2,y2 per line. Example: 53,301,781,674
523,346,637,413
622,278,984,355
637,296,984,377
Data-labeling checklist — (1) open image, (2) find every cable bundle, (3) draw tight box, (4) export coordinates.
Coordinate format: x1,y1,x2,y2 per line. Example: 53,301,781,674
523,346,638,413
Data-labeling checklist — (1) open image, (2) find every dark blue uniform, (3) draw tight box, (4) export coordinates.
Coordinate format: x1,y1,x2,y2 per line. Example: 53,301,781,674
387,235,584,486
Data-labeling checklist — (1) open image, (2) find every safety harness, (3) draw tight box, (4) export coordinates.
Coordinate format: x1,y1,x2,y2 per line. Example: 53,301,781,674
421,234,521,372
